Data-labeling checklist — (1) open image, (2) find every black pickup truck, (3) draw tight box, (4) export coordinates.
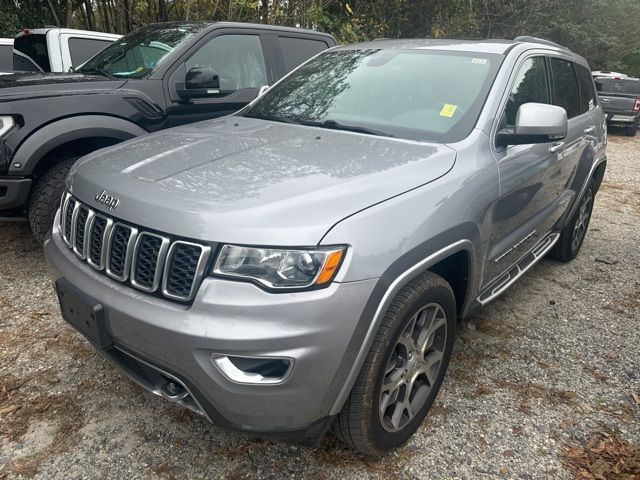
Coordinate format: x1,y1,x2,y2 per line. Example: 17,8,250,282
595,76,640,136
0,22,336,240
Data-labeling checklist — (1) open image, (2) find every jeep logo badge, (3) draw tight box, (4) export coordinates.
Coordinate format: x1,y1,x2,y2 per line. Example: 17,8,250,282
95,189,120,210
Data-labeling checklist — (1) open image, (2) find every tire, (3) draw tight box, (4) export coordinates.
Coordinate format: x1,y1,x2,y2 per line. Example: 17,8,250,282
331,271,456,455
548,179,596,262
625,123,637,137
27,158,77,243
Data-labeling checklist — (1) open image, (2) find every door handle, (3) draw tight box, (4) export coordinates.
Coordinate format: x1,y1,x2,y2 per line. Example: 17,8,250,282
584,126,596,134
549,142,565,154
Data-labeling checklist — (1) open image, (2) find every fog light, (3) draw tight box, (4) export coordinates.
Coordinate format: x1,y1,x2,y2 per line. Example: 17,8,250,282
212,355,292,385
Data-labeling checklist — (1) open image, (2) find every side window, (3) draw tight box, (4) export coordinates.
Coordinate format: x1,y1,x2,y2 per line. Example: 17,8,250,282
13,52,41,72
576,64,597,112
68,38,113,67
504,56,550,127
278,37,328,73
550,58,580,119
0,45,12,70
186,35,268,92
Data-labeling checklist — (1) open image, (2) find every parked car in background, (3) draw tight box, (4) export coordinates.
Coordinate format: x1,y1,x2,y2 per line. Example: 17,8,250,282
595,76,640,136
0,22,336,240
45,36,606,455
12,28,120,73
0,39,13,74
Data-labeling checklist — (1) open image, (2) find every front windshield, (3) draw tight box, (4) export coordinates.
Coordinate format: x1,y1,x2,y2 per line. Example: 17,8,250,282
244,48,502,142
78,24,206,79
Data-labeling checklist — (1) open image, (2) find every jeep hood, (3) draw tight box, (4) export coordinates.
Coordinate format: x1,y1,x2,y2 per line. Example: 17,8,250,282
69,116,456,245
0,73,126,100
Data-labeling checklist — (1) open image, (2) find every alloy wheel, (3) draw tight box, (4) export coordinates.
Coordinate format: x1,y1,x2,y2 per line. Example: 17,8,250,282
379,303,448,432
572,189,593,251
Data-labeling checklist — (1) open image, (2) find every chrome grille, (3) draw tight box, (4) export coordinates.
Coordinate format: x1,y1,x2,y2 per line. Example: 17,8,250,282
87,215,110,268
163,242,207,300
63,197,76,244
60,192,210,302
131,233,169,292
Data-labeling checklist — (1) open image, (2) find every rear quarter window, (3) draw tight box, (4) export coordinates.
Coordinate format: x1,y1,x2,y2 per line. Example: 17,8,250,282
278,36,328,72
13,34,51,71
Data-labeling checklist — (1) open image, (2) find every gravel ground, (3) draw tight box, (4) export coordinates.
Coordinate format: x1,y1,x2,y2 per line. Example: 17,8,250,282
0,132,639,480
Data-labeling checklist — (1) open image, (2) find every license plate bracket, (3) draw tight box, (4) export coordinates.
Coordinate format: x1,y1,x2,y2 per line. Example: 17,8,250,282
55,278,112,348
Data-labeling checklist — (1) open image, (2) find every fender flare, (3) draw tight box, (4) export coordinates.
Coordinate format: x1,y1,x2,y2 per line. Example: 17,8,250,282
10,115,149,175
326,228,479,417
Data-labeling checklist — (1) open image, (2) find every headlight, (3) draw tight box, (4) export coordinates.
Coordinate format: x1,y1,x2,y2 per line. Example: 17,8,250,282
0,116,14,138
213,244,346,290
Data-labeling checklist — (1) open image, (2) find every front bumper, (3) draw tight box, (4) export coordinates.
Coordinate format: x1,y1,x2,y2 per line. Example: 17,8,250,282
44,215,377,441
0,176,31,210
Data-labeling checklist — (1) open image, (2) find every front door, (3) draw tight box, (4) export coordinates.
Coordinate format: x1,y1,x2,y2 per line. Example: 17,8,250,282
165,31,271,127
485,55,565,285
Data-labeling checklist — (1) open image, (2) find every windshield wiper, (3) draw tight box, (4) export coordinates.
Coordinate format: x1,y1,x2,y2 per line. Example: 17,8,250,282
78,67,115,79
243,113,299,125
292,117,395,138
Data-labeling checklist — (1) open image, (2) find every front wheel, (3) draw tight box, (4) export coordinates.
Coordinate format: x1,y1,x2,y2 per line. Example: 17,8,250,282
27,158,77,243
549,180,595,262
331,271,456,455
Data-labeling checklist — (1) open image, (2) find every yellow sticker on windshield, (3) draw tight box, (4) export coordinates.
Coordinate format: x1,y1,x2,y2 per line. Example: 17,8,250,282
440,104,458,118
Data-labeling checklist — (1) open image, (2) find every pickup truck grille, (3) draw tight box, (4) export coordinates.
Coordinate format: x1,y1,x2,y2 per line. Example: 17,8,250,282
60,192,211,302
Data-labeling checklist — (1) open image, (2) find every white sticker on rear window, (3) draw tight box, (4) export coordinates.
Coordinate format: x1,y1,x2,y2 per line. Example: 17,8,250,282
471,58,488,65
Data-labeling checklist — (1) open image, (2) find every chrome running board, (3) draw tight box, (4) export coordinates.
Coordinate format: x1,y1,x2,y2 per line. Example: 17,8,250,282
477,232,560,306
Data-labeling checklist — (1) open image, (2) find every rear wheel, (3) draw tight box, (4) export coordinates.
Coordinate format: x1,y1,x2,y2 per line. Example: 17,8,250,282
549,180,595,262
27,158,77,243
331,271,456,455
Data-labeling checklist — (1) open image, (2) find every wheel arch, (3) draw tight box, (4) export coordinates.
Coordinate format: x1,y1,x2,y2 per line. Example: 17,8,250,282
327,234,478,417
10,115,149,176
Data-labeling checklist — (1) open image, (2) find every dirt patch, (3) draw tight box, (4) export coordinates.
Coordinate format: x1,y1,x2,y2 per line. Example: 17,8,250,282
563,430,640,480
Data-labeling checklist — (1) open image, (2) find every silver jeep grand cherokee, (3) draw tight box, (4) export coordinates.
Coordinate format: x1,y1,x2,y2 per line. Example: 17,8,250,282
44,36,606,455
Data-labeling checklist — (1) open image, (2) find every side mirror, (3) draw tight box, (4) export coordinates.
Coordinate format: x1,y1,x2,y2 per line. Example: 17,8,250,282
497,103,568,147
177,67,220,99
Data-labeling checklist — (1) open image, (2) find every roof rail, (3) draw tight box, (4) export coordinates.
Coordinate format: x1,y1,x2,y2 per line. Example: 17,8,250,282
514,36,568,50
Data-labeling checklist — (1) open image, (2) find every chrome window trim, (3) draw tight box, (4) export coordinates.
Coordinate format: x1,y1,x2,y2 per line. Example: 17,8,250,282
131,232,171,293
86,214,114,271
161,241,211,301
72,206,94,260
105,223,139,282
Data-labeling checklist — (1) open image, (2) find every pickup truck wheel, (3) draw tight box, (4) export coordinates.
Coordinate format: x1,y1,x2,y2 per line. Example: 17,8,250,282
625,123,637,137
27,158,77,243
549,181,595,262
331,271,456,455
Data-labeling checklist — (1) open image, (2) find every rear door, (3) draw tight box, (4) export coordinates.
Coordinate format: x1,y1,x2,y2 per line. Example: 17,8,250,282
549,57,596,209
